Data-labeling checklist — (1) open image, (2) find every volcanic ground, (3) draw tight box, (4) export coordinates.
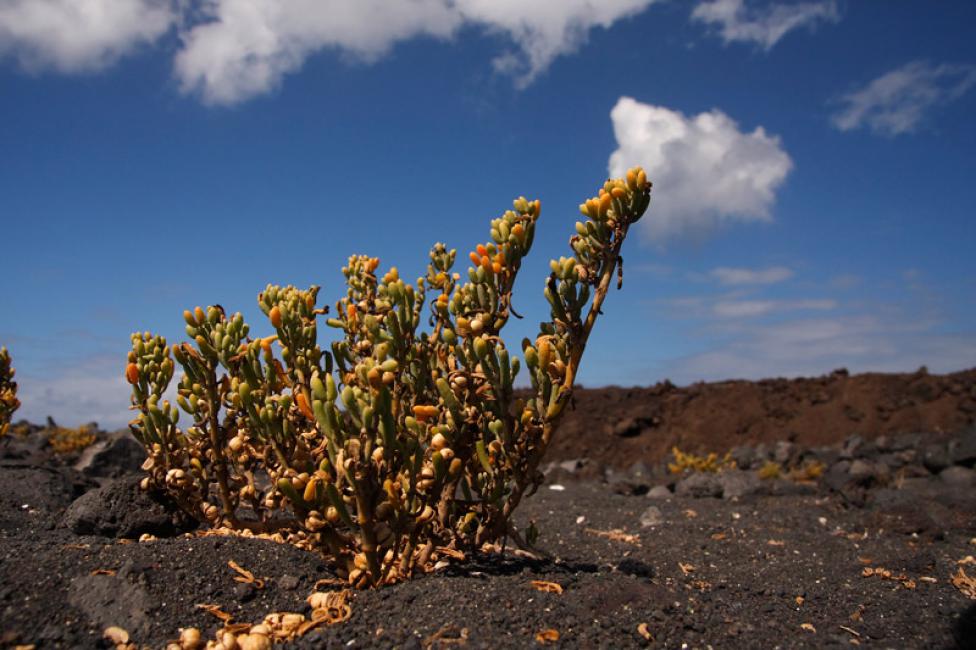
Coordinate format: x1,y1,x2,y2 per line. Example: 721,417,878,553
1,367,974,649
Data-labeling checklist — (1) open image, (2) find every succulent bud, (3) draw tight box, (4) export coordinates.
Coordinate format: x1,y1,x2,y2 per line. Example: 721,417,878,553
125,363,140,385
104,626,130,646
237,634,271,650
417,505,435,524
179,627,203,650
306,511,325,531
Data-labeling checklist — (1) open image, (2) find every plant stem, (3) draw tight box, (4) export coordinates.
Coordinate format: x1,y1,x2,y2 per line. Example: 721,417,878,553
481,219,632,544
205,365,237,525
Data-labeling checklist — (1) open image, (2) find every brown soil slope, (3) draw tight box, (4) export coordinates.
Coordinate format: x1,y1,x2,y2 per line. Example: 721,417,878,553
547,367,976,468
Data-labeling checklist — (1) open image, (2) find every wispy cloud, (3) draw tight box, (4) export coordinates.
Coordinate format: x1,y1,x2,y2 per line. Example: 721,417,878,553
667,315,976,382
655,268,975,382
712,298,835,318
711,266,793,285
16,354,133,429
691,0,839,50
832,60,976,136
0,0,174,73
608,96,793,241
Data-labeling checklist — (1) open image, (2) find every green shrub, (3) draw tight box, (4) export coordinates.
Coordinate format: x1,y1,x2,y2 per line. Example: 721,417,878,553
668,446,736,474
0,347,19,437
127,169,652,587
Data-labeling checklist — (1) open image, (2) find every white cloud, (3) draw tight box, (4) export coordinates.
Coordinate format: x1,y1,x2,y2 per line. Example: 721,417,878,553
174,0,658,105
0,0,658,103
711,265,793,285
711,298,835,318
832,60,976,136
666,315,976,382
173,0,461,105
0,0,174,73
691,0,838,50
608,96,793,241
461,0,656,88
16,355,134,429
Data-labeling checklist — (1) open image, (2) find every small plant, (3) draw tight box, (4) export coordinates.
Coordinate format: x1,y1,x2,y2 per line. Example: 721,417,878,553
47,424,98,454
127,169,652,587
757,460,781,480
668,446,736,474
0,347,19,437
757,458,825,482
788,459,825,482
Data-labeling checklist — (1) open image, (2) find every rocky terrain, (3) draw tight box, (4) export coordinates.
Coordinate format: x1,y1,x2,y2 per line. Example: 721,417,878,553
1,367,974,649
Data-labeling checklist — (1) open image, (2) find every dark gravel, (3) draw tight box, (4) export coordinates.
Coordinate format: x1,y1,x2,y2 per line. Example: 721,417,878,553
1,395,975,649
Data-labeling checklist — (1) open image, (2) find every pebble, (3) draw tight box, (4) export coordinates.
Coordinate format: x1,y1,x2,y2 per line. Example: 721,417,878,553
639,506,664,528
646,485,672,500
675,473,722,499
940,466,976,488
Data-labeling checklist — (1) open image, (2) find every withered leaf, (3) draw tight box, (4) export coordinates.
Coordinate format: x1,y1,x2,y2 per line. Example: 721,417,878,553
530,580,563,594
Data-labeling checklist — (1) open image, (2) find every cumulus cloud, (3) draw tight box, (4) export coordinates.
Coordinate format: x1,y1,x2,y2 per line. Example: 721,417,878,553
691,0,838,50
711,266,793,285
174,0,658,105
608,96,793,241
0,0,658,103
173,0,461,105
0,0,174,73
831,60,976,136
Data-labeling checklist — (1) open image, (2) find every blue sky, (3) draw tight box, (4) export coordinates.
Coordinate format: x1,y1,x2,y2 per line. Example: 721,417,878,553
1,0,974,428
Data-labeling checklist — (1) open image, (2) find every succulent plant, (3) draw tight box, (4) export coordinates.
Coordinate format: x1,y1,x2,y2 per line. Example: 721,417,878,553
668,446,736,474
47,424,98,454
127,169,652,586
0,347,19,437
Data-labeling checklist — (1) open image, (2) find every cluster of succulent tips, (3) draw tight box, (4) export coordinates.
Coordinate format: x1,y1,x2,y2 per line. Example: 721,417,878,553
127,169,652,587
667,447,736,474
0,346,19,437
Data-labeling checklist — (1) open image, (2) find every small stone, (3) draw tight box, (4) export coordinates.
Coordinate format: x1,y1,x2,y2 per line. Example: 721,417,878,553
646,485,672,499
729,446,754,470
848,459,875,484
559,458,586,473
605,467,648,496
639,506,664,528
628,461,654,481
823,460,852,493
940,466,976,488
718,470,760,499
841,435,865,459
773,441,797,466
753,443,770,463
891,432,923,452
234,581,256,603
922,444,951,473
604,416,652,438
278,575,300,590
675,473,722,499
949,432,976,467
